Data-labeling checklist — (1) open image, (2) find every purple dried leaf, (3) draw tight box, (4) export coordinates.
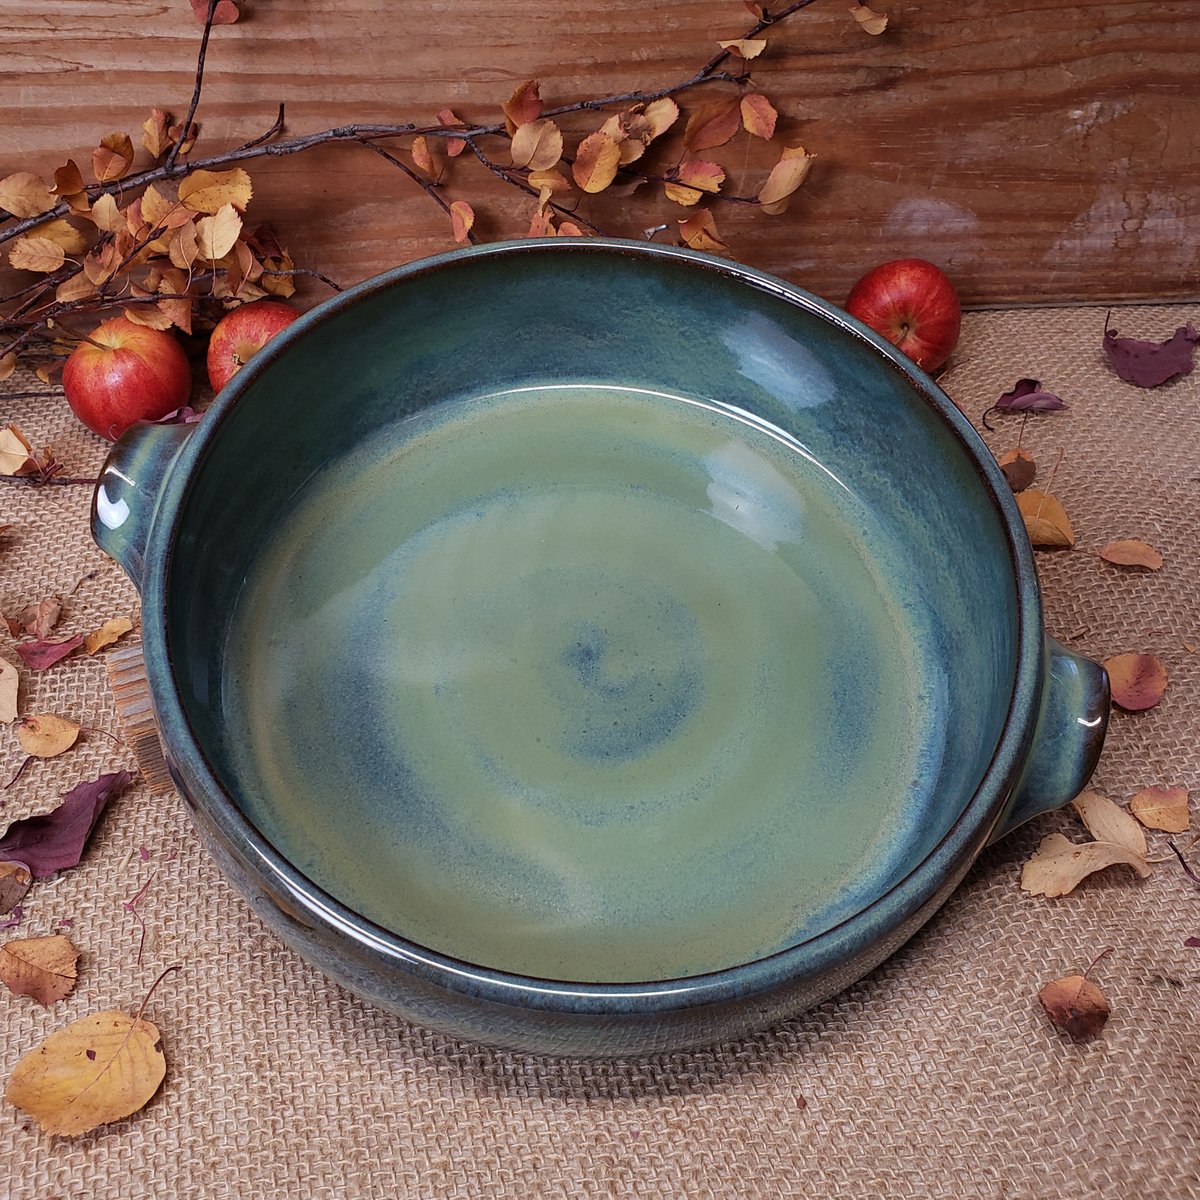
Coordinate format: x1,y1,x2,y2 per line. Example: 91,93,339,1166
0,770,136,877
1186,937,1200,948
1103,322,1199,388
14,633,85,672
0,905,23,930
995,378,1067,412
150,406,205,426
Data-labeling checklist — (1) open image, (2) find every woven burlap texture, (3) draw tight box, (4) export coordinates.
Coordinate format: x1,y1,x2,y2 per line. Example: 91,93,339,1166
1,305,1198,1199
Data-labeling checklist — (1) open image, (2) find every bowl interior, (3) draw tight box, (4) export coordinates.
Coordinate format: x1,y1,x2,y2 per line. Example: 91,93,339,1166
167,245,1019,983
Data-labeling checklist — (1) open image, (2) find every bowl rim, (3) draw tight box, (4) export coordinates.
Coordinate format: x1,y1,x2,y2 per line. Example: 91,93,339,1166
141,237,1043,1013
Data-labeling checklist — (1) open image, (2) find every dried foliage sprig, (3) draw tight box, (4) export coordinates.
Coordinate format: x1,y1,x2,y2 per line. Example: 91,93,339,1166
0,0,889,382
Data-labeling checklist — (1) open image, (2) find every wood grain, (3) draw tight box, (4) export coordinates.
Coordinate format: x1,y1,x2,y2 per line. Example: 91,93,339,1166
1,0,1197,306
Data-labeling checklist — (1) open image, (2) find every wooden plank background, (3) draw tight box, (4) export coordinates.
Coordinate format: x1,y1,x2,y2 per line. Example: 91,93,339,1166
1,0,1197,308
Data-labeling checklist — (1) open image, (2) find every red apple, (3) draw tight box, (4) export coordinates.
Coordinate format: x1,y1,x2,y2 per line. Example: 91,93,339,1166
207,299,300,392
844,258,962,373
62,316,192,441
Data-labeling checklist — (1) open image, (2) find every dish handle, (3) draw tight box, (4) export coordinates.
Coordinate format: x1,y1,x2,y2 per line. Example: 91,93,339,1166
989,636,1110,843
90,420,197,592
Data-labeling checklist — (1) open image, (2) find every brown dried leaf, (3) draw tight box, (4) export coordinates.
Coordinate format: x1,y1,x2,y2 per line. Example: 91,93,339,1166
1020,832,1151,898
678,209,729,253
168,119,199,157
1070,790,1147,857
0,934,79,1005
56,271,96,304
17,714,81,759
557,221,587,237
684,97,743,151
92,132,134,184
0,353,14,383
141,108,173,158
195,205,241,261
1130,785,1190,833
0,424,38,476
572,131,621,193
8,236,66,274
0,172,56,219
740,93,778,140
0,861,32,914
998,446,1037,493
449,200,475,245
9,596,61,640
850,3,889,34
178,167,253,214
510,119,563,172
0,657,18,724
5,1009,166,1135
1039,974,1109,1041
528,207,556,238
1016,489,1075,548
1098,538,1163,570
139,185,186,232
665,159,726,206
88,193,126,234
123,305,174,331
28,217,89,254
50,160,85,199
719,37,767,58
758,144,815,215
1104,652,1168,712
436,108,468,157
503,80,543,132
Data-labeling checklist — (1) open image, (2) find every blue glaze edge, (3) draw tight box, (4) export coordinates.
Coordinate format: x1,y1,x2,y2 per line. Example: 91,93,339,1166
98,239,1087,1055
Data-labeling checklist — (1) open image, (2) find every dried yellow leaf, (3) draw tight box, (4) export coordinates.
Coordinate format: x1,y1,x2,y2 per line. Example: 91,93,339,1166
194,204,242,261
1070,790,1147,857
740,93,778,140
92,132,135,183
1130,785,1190,833
758,145,815,215
642,97,680,141
141,108,173,158
0,424,37,476
678,209,729,253
84,616,134,655
850,3,889,34
29,218,89,254
510,119,563,172
0,934,79,1005
17,713,81,758
169,220,201,270
8,236,66,274
88,193,126,234
718,37,767,58
5,1010,167,1136
56,271,96,304
1020,832,1151,898
0,172,57,219
449,201,475,245
572,131,621,193
178,167,253,214
0,657,18,724
1016,489,1075,548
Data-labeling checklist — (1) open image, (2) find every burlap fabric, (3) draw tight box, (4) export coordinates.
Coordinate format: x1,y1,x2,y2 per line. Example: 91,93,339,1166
1,305,1197,1198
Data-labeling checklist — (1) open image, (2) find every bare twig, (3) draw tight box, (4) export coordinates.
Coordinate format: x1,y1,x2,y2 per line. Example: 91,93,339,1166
164,0,218,171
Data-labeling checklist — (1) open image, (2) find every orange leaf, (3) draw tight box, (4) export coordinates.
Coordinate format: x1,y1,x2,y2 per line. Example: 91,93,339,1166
1098,538,1163,570
572,130,621,193
5,1010,167,1135
511,119,563,172
84,616,134,655
139,185,188,231
528,207,556,238
437,108,468,157
503,80,543,133
1039,974,1109,1041
718,37,767,58
0,935,79,1005
1104,652,1168,712
411,136,438,178
141,108,173,158
1015,488,1075,548
1129,785,1190,833
0,172,56,219
450,200,474,244
684,97,743,151
757,144,815,215
8,237,66,274
740,93,778,140
557,221,587,237
50,161,86,199
850,3,889,34
92,132,134,184
178,168,253,214
678,209,729,253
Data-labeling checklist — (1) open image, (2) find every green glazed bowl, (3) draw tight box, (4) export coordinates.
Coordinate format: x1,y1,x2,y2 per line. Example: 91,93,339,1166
91,239,1108,1056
